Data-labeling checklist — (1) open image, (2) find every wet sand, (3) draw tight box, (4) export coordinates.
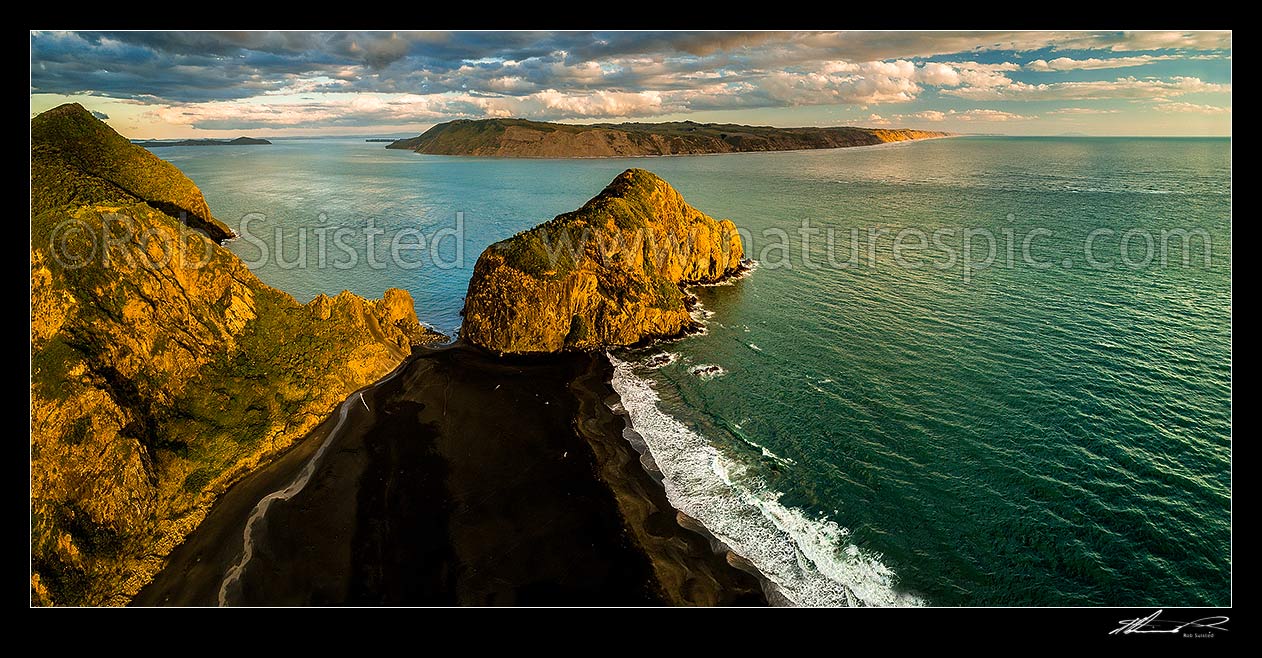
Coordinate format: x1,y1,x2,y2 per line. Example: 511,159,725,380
134,344,764,606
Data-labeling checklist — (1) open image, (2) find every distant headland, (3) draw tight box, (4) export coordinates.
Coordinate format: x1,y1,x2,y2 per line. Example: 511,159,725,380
386,118,950,158
136,136,271,148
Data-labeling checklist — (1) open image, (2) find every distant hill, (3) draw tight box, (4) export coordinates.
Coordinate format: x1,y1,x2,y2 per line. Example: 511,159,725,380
32,103,235,241
137,136,271,147
387,118,950,158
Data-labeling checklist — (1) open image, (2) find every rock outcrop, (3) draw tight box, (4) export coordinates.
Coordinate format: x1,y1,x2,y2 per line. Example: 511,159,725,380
29,104,444,606
31,103,235,242
462,169,744,354
388,118,950,158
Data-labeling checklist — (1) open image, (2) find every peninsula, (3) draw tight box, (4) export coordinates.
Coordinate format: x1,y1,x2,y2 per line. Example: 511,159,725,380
387,118,949,158
137,137,271,147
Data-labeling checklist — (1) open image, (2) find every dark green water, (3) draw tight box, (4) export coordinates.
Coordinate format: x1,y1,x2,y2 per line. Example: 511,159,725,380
156,136,1231,606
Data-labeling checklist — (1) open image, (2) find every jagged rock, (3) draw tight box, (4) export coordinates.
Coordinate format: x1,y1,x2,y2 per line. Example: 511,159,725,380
462,169,745,354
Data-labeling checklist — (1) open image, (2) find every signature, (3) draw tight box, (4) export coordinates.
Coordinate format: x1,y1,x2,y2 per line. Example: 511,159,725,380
1110,610,1230,635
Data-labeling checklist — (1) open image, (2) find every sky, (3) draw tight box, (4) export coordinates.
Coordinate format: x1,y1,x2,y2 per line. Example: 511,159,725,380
29,31,1231,138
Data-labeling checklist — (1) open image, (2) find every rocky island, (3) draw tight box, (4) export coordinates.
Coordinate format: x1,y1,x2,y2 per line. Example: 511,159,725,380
137,136,272,147
462,168,746,354
388,118,949,158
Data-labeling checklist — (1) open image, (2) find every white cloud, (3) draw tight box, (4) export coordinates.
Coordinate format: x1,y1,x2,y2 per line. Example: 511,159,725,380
1026,55,1178,71
944,76,1231,101
1153,102,1232,114
530,89,664,117
951,109,1032,121
917,62,961,86
152,88,676,128
906,110,947,122
784,31,1230,62
1095,30,1232,52
1047,107,1122,115
761,61,923,105
875,108,1034,125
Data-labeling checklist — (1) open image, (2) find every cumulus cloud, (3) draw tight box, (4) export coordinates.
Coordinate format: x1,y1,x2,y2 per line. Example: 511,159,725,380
28,31,1232,130
1026,55,1178,71
1097,30,1231,52
1153,102,1232,114
1047,107,1122,115
868,108,1034,125
943,76,1230,101
951,109,1032,121
150,89,677,129
907,109,1032,122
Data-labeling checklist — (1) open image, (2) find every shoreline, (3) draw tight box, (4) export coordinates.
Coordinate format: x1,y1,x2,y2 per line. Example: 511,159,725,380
135,343,765,606
572,354,767,605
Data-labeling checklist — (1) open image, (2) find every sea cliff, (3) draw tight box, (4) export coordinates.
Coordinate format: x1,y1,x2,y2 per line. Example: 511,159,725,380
30,104,444,605
461,169,745,354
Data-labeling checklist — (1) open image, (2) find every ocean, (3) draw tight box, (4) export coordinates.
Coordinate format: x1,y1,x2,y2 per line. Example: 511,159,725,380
154,135,1232,606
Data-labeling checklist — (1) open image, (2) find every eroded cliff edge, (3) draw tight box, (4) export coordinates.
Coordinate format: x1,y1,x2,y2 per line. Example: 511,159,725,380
462,169,745,354
30,104,444,606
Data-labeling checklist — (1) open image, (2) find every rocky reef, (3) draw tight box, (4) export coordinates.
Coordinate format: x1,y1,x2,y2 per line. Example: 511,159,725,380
389,118,950,158
461,169,745,354
29,104,444,605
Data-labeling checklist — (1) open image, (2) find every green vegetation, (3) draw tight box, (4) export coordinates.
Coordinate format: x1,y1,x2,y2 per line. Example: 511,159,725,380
462,169,745,353
31,103,234,241
30,104,443,606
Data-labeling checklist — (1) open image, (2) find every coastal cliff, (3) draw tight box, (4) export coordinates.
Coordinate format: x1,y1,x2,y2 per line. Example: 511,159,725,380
388,118,949,158
462,169,744,354
30,104,444,606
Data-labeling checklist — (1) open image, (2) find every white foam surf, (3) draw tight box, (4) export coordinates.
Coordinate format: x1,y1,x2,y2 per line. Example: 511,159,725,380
642,351,679,369
609,355,924,607
694,259,760,287
689,364,727,380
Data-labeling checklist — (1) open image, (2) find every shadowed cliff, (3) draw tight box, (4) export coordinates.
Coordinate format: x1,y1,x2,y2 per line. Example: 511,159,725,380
461,169,745,354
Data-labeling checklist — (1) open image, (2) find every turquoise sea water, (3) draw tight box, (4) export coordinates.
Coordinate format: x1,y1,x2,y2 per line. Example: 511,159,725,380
155,136,1231,606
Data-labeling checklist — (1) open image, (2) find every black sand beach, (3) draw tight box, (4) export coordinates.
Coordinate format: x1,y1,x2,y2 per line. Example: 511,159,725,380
134,344,765,606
